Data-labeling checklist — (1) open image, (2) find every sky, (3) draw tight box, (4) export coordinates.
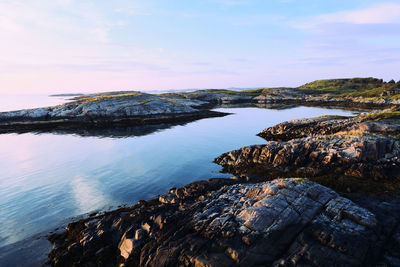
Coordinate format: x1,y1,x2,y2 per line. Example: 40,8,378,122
0,0,399,94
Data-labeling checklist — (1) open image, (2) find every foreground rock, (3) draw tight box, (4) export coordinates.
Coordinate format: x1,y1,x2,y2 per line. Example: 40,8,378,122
0,92,227,133
47,178,400,266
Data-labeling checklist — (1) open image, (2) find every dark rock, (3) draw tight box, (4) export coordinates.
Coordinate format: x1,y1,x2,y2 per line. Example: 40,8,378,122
215,135,400,182
258,114,400,141
47,178,400,266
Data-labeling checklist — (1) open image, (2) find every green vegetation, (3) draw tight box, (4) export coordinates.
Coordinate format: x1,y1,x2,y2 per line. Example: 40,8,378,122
343,83,400,98
194,89,260,95
66,77,400,107
240,88,264,94
88,91,141,97
296,77,400,100
139,99,152,105
292,177,307,185
259,87,294,95
74,92,144,104
298,78,384,95
356,110,400,120
314,115,350,120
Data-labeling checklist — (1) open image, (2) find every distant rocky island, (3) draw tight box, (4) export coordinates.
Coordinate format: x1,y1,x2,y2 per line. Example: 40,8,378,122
49,93,85,97
6,78,400,266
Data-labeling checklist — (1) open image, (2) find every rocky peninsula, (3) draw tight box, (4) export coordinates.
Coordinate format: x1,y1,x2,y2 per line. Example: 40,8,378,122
0,91,227,134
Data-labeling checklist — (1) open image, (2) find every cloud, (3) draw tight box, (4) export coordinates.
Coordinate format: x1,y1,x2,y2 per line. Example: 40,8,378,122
0,60,169,73
296,2,400,29
0,0,175,93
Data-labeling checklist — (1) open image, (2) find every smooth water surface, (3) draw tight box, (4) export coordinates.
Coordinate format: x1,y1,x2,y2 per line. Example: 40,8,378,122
0,94,73,112
0,101,357,265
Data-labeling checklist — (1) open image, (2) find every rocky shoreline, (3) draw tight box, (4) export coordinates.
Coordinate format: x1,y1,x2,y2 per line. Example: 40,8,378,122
1,78,400,134
46,106,400,266
0,91,229,133
216,109,400,192
47,178,400,266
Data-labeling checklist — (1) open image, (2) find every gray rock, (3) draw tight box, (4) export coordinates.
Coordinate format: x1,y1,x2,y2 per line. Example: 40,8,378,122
215,135,400,180
47,178,400,266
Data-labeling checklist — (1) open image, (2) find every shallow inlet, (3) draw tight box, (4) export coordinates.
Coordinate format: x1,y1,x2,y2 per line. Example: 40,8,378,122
0,105,357,265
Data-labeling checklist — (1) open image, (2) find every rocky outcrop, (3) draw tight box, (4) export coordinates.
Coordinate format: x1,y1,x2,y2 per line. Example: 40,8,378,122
0,92,227,133
215,135,400,181
258,114,400,141
178,90,258,104
255,85,400,107
47,178,400,266
258,116,356,141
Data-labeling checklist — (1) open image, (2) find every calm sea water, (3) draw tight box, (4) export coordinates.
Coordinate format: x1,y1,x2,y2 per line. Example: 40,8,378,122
0,94,358,265
0,94,73,112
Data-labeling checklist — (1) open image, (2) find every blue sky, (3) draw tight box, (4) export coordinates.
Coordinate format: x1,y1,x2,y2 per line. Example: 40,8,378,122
1,0,399,94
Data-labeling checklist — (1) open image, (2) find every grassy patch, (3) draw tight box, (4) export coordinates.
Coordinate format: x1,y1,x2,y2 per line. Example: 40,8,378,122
313,115,351,120
356,111,400,120
188,88,266,96
259,87,294,95
342,83,400,98
75,92,144,104
293,177,307,184
297,78,384,95
139,99,152,105
297,78,400,100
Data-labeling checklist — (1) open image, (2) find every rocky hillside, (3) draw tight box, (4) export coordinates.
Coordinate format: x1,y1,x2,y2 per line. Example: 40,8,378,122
257,78,400,106
297,78,386,95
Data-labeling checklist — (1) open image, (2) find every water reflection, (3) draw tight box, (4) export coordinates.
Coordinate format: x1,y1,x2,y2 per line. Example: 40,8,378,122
70,176,110,214
1,104,364,139
30,123,186,138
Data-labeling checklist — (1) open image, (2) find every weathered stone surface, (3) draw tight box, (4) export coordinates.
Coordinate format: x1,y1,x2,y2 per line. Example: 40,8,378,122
256,87,400,107
47,178,400,266
258,113,400,141
215,134,400,181
258,116,357,141
0,91,228,133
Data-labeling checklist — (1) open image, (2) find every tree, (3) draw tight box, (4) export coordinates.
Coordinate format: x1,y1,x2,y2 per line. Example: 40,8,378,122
388,79,395,84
